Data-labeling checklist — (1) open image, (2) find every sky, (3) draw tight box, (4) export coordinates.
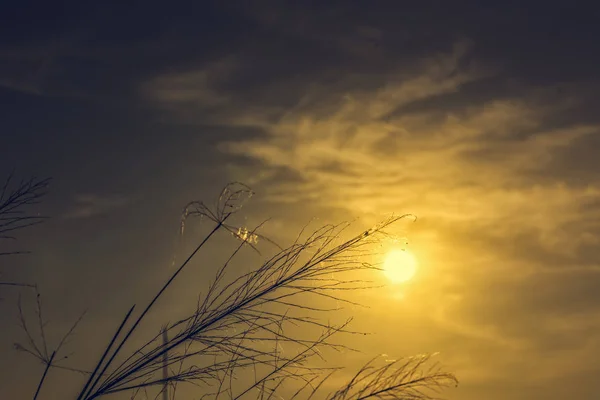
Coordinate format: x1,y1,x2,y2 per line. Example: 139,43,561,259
2,1,600,399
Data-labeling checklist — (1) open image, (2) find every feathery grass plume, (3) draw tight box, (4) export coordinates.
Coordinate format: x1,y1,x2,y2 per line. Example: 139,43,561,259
0,172,50,289
13,286,88,398
10,182,454,399
67,183,455,400
326,354,458,400
0,172,50,253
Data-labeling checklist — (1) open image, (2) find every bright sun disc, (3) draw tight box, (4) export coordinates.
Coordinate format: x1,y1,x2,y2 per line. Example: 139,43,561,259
383,249,418,283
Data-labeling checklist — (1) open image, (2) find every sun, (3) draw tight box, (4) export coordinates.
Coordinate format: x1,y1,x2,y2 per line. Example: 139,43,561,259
383,249,418,283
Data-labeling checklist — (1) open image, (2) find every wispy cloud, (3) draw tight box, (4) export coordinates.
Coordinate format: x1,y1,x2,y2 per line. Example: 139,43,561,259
63,193,130,219
141,40,600,396
141,57,236,107
0,36,77,96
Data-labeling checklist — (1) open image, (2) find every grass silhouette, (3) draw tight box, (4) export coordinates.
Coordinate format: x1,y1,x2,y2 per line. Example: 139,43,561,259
15,183,457,399
0,172,50,290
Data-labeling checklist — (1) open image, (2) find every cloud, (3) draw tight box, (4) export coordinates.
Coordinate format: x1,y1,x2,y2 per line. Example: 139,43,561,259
143,40,600,265
218,44,600,379
0,35,79,96
141,57,237,109
216,46,599,245
140,39,600,396
63,193,130,219
0,48,50,95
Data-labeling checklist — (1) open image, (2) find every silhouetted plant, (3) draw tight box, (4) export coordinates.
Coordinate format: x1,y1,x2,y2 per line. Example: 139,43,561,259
14,287,87,399
0,172,50,289
17,183,457,399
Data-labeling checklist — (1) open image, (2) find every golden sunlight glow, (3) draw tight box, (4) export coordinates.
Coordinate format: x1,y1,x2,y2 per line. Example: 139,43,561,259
383,249,418,283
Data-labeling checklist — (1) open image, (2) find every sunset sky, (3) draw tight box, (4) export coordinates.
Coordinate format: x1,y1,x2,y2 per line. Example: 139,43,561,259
2,2,600,399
